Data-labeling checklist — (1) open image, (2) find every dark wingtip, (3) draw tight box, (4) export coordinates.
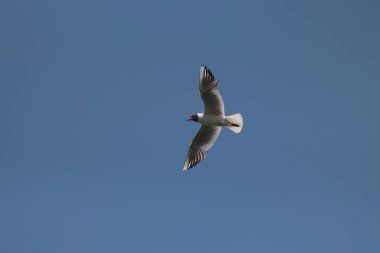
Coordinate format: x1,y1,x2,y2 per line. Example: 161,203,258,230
201,65,209,70
204,66,214,79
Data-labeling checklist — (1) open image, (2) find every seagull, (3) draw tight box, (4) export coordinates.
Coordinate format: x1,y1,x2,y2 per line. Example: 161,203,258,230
183,65,243,171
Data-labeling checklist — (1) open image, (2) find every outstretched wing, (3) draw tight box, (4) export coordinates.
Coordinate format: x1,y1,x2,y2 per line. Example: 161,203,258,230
183,125,222,171
199,66,225,115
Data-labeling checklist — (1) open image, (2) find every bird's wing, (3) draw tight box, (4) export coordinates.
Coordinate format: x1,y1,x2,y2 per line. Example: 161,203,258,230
199,66,225,115
183,125,222,171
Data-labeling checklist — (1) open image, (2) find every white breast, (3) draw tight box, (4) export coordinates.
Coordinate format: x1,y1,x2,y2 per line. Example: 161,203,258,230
198,113,225,126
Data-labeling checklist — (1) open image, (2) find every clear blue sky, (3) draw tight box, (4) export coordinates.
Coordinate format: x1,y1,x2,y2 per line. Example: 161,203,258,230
1,1,380,252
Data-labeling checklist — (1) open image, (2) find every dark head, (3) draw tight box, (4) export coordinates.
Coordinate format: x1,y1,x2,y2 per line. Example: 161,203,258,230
186,113,198,122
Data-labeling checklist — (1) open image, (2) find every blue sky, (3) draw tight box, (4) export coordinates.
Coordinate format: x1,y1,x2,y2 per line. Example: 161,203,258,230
1,0,380,252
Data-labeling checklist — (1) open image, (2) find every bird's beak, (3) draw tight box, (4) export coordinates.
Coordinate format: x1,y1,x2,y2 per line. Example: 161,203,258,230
186,118,192,121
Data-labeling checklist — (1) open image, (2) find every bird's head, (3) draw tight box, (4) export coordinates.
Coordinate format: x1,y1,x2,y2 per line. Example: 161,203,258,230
186,113,199,122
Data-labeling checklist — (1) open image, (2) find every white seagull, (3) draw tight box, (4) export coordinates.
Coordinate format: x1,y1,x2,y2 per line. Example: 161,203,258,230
183,65,243,171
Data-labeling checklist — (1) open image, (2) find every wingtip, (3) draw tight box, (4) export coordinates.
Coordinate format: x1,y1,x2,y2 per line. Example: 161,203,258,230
200,65,214,82
183,162,195,171
183,162,192,171
183,162,189,171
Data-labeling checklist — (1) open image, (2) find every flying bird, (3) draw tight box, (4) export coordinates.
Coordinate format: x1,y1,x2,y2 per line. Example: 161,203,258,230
183,65,243,171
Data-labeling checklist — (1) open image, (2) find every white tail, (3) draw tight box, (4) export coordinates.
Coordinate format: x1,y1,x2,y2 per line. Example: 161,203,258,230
225,113,243,133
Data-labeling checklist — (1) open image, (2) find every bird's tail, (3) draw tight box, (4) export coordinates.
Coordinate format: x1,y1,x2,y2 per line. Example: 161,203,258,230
225,113,243,133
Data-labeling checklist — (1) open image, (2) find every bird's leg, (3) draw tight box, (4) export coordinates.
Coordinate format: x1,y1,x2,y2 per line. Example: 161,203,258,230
227,121,240,127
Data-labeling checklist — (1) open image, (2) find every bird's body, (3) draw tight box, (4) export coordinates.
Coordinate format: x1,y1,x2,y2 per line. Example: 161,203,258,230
197,113,224,126
183,65,243,171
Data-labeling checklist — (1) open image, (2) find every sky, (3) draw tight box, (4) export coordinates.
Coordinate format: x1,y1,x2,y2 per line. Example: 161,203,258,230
1,0,380,252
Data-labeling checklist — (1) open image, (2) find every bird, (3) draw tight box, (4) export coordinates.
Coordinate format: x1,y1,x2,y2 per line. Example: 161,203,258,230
183,65,243,171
